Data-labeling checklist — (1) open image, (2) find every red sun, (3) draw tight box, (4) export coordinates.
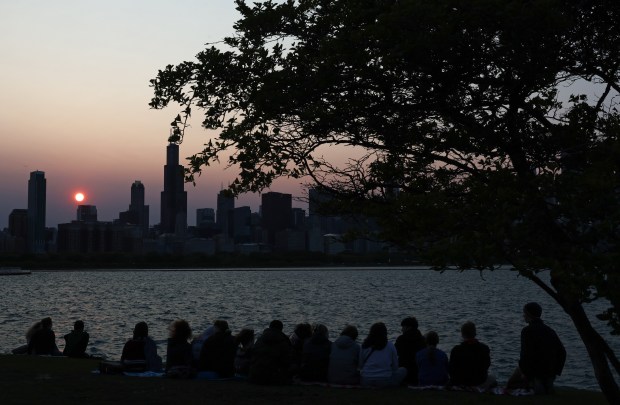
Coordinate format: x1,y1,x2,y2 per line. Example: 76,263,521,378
74,192,85,202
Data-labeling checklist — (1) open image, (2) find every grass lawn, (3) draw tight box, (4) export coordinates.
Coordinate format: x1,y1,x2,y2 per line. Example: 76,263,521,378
0,355,606,404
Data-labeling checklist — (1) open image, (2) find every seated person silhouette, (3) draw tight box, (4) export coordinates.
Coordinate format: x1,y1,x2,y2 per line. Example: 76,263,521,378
63,320,90,358
121,321,163,372
448,321,496,390
28,317,61,356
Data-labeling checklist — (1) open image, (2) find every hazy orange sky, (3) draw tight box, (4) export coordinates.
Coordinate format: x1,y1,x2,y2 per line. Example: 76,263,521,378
0,0,310,229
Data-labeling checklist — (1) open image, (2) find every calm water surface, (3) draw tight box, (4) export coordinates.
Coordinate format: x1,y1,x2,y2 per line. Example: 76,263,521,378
0,267,616,390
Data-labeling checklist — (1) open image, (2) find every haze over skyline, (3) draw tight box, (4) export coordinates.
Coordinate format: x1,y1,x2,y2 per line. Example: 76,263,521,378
0,0,306,229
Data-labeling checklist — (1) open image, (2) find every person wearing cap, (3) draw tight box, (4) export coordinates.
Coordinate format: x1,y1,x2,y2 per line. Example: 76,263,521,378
395,316,426,385
506,302,566,394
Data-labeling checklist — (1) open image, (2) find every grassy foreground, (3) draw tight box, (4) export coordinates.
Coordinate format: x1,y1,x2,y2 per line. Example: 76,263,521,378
0,355,606,405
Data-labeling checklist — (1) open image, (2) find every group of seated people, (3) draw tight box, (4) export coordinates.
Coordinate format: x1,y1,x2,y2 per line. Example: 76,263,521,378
13,317,90,358
20,302,566,394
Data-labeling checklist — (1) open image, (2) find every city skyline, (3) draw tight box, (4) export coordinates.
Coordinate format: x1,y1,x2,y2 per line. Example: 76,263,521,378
0,1,307,229
3,162,311,232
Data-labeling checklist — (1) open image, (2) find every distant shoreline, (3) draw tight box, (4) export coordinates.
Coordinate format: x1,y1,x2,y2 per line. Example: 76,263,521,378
0,251,424,270
24,265,440,272
0,252,514,271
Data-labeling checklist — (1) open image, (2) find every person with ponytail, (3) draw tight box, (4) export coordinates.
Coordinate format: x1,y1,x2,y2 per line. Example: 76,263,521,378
416,331,449,386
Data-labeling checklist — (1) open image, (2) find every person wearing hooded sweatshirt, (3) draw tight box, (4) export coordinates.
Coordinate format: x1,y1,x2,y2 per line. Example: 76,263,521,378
328,325,361,385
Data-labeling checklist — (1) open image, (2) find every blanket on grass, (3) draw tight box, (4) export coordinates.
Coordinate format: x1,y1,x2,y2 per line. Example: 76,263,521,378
294,380,365,389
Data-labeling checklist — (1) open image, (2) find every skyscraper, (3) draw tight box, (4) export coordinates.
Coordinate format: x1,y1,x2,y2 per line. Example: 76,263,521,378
216,189,234,236
9,208,28,253
196,208,215,228
27,171,46,253
130,180,145,208
261,191,292,245
230,206,252,243
119,180,150,236
308,187,341,234
9,209,28,238
160,143,187,235
77,205,98,222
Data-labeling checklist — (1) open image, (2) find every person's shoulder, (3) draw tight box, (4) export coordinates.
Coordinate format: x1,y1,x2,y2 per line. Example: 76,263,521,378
477,340,490,350
450,343,462,355
520,324,532,335
541,321,558,333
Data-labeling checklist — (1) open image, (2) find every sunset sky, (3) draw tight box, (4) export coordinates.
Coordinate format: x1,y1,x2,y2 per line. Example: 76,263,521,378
0,0,309,229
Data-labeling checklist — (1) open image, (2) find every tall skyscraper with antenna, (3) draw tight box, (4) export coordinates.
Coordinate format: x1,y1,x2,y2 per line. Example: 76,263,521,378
160,143,187,235
216,189,234,236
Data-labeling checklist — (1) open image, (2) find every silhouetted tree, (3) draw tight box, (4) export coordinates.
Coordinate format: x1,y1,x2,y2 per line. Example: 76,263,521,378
150,1,620,400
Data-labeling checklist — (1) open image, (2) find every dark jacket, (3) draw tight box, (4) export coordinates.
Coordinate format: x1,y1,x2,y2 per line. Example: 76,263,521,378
28,328,58,355
198,331,237,377
121,337,163,372
449,339,491,386
63,330,89,358
166,338,193,370
299,334,332,382
121,339,146,361
249,328,293,384
519,319,566,380
395,329,426,384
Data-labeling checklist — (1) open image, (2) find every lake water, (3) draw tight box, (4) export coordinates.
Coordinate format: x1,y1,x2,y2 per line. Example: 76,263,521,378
0,267,616,390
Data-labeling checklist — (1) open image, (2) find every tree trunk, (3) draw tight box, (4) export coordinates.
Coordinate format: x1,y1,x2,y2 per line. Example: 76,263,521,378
564,301,620,404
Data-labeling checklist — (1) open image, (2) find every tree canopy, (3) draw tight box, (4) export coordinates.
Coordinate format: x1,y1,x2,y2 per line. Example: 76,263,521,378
150,1,620,400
